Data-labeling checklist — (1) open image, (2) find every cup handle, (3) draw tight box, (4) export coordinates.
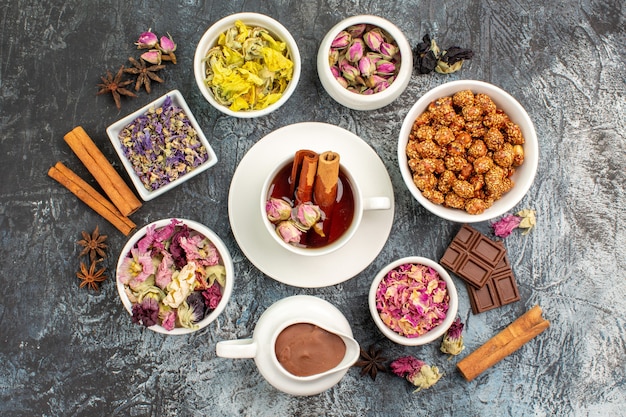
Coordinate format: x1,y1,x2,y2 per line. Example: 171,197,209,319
362,196,391,211
216,338,257,359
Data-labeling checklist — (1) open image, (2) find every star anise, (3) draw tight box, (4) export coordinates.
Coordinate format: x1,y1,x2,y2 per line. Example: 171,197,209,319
96,65,137,109
354,345,387,380
76,260,107,291
77,225,108,262
124,57,165,94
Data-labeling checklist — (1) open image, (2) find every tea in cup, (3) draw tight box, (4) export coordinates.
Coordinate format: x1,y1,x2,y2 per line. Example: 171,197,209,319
262,149,390,256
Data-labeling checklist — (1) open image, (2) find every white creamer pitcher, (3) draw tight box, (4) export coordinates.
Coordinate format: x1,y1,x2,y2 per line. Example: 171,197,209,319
215,295,360,396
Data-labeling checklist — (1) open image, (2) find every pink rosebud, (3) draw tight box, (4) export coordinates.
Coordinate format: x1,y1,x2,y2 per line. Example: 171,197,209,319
141,49,162,65
346,23,366,37
365,52,383,65
358,56,376,77
328,49,339,66
339,59,359,81
330,65,341,78
136,30,158,49
275,221,302,244
363,29,384,52
380,42,399,59
266,198,292,222
346,39,365,62
335,76,349,88
331,31,351,49
374,80,390,93
375,60,396,75
159,34,177,53
365,74,388,88
292,203,321,231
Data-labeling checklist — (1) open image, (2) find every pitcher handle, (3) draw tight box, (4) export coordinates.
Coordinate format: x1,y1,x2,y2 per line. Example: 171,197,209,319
216,338,257,359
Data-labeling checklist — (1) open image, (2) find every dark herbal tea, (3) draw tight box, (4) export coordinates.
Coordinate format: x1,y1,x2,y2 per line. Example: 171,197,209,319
274,323,347,377
268,162,355,248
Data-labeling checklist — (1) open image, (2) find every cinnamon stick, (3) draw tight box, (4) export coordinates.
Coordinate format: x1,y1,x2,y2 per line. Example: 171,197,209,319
457,305,549,381
313,151,340,214
290,150,319,204
48,162,136,236
63,126,142,216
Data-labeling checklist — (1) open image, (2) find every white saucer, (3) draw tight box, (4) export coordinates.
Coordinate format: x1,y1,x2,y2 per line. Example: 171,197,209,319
228,122,395,288
252,295,353,396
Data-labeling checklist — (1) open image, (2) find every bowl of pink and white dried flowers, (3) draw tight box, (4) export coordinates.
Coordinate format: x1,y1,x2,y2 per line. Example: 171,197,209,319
368,256,458,346
116,218,234,335
317,15,412,110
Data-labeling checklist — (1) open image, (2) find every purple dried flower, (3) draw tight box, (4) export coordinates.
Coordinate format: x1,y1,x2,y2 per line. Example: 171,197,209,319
440,317,465,355
131,297,160,327
266,198,292,222
492,214,522,238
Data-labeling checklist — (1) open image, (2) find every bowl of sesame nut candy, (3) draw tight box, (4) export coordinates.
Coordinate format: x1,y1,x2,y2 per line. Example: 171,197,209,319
398,80,538,223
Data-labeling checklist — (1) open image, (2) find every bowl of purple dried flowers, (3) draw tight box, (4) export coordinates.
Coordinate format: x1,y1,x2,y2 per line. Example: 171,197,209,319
368,256,458,346
317,15,412,110
116,218,234,335
106,89,218,201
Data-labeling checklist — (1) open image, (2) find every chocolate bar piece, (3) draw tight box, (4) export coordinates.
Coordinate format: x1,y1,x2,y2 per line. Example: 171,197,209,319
440,225,506,288
467,253,520,314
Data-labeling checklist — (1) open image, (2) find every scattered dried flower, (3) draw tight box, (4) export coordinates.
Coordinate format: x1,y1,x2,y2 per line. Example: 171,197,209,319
492,214,523,238
390,356,442,392
491,209,536,237
440,317,465,356
135,30,159,49
413,33,473,75
517,209,536,234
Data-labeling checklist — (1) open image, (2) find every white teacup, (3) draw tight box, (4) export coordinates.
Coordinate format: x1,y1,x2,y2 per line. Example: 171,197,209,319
261,156,391,256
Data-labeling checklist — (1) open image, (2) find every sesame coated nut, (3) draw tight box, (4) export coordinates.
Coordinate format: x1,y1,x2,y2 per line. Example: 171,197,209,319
405,90,526,214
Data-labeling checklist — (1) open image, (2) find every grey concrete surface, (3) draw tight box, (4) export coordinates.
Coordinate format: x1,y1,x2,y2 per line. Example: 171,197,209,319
0,0,624,416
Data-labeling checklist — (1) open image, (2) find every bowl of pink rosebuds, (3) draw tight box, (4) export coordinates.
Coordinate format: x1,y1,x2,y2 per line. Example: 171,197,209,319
369,256,458,346
317,15,412,111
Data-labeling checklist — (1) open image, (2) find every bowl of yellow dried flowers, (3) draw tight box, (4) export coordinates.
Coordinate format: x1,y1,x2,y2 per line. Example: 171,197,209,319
116,218,234,335
194,13,301,118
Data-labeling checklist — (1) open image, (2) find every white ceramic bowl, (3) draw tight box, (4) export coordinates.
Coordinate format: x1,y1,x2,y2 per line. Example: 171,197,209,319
368,256,458,346
116,218,234,335
193,12,301,118
106,89,218,201
398,80,539,223
317,15,412,111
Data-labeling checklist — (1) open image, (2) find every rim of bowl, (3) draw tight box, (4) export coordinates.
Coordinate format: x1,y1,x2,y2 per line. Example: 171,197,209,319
116,218,234,335
193,12,302,118
397,80,539,223
317,14,413,108
368,256,458,346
